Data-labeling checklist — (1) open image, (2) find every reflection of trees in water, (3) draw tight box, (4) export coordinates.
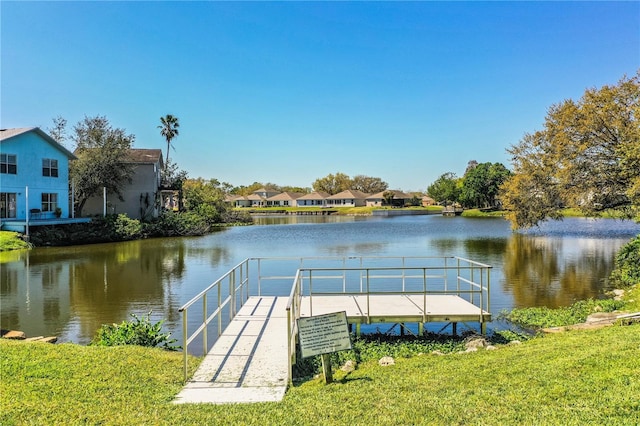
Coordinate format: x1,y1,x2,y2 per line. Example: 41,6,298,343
322,243,387,256
67,239,200,340
503,234,615,308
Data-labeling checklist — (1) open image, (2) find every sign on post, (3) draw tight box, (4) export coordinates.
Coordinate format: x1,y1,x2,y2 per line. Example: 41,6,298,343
297,311,352,384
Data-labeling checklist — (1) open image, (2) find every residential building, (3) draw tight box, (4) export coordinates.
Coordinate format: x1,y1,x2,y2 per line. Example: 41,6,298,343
266,191,304,207
296,191,330,207
366,190,413,207
81,149,163,220
326,189,369,207
0,127,76,222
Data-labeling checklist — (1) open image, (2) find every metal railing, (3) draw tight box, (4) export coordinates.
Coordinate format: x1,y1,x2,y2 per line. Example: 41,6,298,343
178,259,250,382
179,256,491,383
284,256,492,382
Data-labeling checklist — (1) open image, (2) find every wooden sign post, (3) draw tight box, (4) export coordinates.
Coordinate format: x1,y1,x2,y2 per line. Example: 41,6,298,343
297,311,352,384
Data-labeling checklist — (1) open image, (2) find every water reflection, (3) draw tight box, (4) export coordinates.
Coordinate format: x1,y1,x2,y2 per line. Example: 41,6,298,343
0,216,638,345
502,234,621,308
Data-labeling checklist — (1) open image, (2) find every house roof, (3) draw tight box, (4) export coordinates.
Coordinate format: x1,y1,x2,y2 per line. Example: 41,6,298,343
267,192,304,201
124,149,164,165
247,194,265,201
367,190,413,200
0,127,77,159
253,187,279,194
326,189,370,200
297,191,330,200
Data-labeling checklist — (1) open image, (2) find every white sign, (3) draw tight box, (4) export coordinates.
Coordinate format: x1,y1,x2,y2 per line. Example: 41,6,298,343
297,311,352,358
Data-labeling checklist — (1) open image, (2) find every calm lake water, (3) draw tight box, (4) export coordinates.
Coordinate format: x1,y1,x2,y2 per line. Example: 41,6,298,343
1,215,638,349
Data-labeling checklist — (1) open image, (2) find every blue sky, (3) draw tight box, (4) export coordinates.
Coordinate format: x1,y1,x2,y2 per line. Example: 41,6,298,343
2,1,638,192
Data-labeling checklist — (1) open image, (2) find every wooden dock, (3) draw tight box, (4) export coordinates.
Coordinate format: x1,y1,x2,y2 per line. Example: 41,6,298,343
175,293,489,404
174,296,289,404
175,256,492,404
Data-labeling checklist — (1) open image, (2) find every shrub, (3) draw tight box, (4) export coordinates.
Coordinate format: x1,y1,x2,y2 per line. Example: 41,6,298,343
142,211,209,237
91,312,178,350
113,214,142,240
609,235,640,288
502,298,626,329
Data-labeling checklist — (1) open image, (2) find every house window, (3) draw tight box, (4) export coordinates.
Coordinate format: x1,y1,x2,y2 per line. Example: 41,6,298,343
42,159,59,177
41,193,58,212
0,154,17,174
0,193,17,218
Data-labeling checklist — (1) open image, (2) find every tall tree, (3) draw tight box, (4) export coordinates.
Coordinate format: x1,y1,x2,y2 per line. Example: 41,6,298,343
70,116,135,216
158,114,180,168
460,162,511,208
427,172,461,206
312,172,352,195
351,175,389,194
502,73,640,228
47,116,68,146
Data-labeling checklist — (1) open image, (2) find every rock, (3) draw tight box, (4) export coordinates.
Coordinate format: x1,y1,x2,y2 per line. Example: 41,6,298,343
340,360,356,372
612,289,625,297
378,356,395,366
485,345,497,350
431,350,445,356
465,347,478,353
509,340,522,345
2,330,26,340
464,337,488,350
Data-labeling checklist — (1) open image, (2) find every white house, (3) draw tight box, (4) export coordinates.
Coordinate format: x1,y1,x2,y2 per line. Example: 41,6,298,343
296,191,330,207
326,190,369,207
0,127,76,223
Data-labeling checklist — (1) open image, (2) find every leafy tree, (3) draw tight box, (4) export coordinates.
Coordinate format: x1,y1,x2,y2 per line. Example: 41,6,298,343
502,73,640,228
312,172,352,195
71,116,135,217
182,178,230,224
47,116,68,146
427,172,461,206
351,175,389,194
158,114,179,169
460,162,511,208
280,186,310,194
382,190,395,206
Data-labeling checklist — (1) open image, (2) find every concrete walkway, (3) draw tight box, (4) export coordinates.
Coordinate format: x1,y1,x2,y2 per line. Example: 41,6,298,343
173,296,289,404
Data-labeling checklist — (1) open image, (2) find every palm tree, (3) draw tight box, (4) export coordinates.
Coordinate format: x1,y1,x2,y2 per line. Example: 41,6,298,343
158,114,180,168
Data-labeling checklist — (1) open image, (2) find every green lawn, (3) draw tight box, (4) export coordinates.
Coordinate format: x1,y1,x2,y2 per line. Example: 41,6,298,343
0,231,31,251
2,323,639,425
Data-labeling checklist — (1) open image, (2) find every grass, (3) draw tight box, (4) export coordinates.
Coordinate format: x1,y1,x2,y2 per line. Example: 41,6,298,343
502,298,628,329
0,231,31,251
461,209,507,218
2,323,639,425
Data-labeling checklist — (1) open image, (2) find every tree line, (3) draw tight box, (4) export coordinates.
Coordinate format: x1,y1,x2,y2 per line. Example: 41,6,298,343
49,71,639,230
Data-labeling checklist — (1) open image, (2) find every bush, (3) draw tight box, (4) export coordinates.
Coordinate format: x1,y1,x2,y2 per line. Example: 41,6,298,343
502,298,626,329
91,312,178,350
609,235,640,288
113,214,142,240
142,211,209,237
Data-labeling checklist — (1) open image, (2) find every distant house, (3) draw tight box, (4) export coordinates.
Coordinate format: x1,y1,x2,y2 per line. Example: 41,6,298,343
296,191,330,207
422,195,436,206
326,190,369,207
266,192,304,207
81,149,164,220
226,194,251,208
253,187,280,199
0,127,76,222
366,190,413,207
